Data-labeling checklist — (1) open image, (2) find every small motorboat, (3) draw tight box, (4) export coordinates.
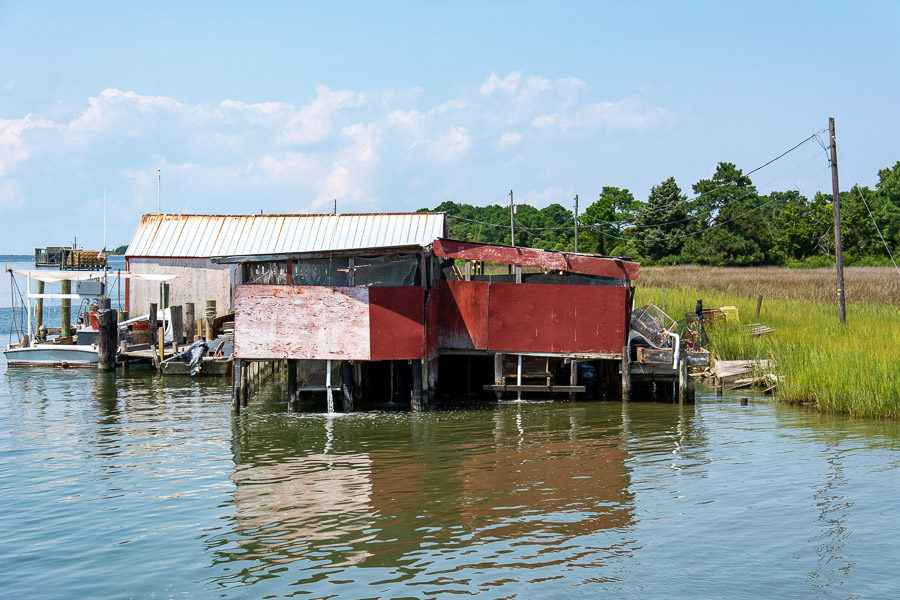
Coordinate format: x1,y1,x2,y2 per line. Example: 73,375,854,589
3,268,175,368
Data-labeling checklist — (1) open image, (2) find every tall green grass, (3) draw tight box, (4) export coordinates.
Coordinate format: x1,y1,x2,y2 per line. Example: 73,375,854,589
634,286,900,418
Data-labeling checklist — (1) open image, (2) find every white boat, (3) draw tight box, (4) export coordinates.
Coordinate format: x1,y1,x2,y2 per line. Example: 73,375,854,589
4,343,100,368
3,268,176,368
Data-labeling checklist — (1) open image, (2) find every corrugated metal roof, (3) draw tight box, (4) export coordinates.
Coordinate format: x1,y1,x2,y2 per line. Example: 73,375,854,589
125,213,447,258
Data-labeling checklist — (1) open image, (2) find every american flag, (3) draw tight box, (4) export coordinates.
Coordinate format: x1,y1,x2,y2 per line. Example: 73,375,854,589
97,246,107,261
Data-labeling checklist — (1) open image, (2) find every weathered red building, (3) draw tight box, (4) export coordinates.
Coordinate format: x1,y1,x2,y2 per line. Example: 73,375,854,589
224,221,640,413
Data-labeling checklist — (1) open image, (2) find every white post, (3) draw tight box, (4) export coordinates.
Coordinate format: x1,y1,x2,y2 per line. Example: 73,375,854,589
517,354,523,402
26,272,32,342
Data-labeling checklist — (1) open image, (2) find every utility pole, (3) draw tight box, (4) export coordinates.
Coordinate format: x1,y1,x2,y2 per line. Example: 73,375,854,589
574,194,579,253
829,117,846,324
157,168,161,213
509,189,515,247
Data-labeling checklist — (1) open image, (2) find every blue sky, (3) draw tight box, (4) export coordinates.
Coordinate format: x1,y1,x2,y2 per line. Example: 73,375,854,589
1,1,898,252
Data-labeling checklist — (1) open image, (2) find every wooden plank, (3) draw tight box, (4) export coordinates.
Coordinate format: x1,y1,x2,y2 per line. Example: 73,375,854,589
368,286,425,360
433,238,639,281
234,285,370,360
487,283,629,354
438,280,490,350
483,385,585,392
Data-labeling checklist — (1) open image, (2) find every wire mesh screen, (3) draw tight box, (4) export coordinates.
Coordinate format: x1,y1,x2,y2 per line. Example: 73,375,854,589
353,255,419,287
292,258,348,286
440,261,628,286
522,272,630,287
298,359,342,390
244,261,288,285
630,302,678,348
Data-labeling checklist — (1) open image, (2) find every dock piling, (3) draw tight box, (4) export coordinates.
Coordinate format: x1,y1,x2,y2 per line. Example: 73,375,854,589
97,298,117,372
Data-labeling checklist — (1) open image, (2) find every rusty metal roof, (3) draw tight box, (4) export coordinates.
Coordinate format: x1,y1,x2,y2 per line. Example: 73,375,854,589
125,213,447,258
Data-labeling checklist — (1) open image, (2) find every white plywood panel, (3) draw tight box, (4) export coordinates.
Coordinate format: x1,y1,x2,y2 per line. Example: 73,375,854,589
234,285,371,360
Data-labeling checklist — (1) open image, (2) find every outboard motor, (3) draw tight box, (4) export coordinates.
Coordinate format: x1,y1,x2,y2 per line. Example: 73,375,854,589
173,339,209,376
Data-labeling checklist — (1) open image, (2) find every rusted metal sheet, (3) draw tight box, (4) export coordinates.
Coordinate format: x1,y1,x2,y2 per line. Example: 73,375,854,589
126,213,447,258
425,288,441,361
368,287,426,360
234,285,371,360
487,283,629,354
433,239,639,281
438,280,490,350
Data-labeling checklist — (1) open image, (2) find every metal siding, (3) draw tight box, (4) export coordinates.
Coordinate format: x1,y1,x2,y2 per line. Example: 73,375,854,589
368,287,426,360
438,280,490,350
487,284,629,354
126,213,446,257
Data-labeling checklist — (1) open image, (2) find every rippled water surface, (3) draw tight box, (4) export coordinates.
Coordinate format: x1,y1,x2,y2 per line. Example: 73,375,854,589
2,350,899,599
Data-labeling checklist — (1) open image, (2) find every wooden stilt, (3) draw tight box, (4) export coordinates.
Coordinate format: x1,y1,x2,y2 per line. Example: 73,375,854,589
621,345,631,401
341,361,354,412
97,297,117,372
232,358,242,414
411,359,423,411
287,359,297,412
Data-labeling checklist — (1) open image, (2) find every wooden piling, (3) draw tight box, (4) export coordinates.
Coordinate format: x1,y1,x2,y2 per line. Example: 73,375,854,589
205,300,216,340
621,345,631,401
148,302,158,369
184,303,195,341
411,359,423,411
35,280,44,333
341,360,354,412
232,358,242,414
60,279,71,338
287,359,297,412
169,305,183,345
756,294,763,317
97,297,117,372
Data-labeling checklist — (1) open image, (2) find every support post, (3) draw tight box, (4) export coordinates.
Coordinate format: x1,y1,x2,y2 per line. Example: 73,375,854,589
169,305,183,347
35,280,44,333
287,359,298,412
184,302,195,341
97,297,117,372
756,294,763,317
60,279,71,338
205,300,216,340
148,302,158,369
341,360,354,412
232,358,242,414
829,117,846,324
411,359,423,411
621,345,631,401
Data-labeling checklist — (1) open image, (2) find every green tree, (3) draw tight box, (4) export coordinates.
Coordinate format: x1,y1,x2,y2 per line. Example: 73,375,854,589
579,187,640,255
681,163,764,265
631,177,689,262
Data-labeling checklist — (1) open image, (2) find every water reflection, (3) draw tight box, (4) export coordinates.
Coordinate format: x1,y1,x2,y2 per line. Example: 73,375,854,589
217,403,645,592
807,441,856,599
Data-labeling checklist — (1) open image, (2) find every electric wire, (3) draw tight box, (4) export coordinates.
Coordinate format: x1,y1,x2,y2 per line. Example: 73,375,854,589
837,145,900,276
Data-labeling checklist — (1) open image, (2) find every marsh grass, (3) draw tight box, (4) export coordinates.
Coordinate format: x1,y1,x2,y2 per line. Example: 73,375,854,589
634,284,900,418
640,265,900,306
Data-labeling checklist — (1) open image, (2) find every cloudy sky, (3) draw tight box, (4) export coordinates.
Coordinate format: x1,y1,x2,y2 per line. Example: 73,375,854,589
1,1,898,252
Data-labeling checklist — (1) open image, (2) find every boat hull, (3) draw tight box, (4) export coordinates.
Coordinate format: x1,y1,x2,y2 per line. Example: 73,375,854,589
3,344,99,367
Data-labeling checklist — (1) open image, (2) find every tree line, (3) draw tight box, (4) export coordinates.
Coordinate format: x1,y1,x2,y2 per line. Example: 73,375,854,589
421,161,900,267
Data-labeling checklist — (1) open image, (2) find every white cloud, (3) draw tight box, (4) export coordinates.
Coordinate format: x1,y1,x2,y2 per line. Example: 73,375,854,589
417,127,471,165
0,73,672,248
498,131,523,148
480,71,522,95
282,85,364,145
0,114,56,177
524,185,573,208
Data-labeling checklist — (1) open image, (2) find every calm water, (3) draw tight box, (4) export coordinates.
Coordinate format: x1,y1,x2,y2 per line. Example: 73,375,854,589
2,282,899,598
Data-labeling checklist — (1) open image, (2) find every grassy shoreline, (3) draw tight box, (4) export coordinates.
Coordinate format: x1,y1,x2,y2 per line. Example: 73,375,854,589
634,267,900,418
